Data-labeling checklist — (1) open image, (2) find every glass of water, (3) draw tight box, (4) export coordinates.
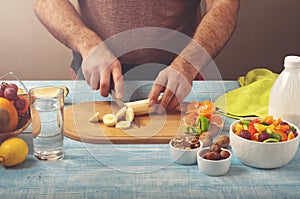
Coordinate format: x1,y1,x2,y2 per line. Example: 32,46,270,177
29,87,64,161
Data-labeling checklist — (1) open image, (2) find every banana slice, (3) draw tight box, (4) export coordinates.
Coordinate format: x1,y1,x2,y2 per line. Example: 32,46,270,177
115,107,127,120
125,107,134,122
115,121,131,130
89,112,102,123
103,113,117,127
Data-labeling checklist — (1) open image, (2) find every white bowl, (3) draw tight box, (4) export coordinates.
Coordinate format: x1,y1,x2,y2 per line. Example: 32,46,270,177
197,147,231,176
230,119,300,169
169,139,202,165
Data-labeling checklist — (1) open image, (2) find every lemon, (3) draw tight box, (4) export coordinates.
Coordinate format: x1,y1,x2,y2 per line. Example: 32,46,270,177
0,137,29,167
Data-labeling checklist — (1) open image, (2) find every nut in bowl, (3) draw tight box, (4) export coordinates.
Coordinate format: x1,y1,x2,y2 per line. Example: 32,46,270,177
230,116,300,169
169,135,203,165
197,146,232,176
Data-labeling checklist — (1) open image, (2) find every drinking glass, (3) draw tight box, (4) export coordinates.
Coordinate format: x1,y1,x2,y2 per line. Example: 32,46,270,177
29,87,64,161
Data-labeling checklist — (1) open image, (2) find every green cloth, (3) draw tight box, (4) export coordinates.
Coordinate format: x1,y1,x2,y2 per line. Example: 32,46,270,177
214,68,278,118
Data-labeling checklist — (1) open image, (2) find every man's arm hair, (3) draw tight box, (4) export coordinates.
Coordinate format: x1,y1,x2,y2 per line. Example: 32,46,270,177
33,0,103,58
171,0,240,80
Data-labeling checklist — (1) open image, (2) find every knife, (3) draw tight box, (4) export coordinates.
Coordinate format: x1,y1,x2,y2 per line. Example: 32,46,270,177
110,89,127,109
109,79,140,128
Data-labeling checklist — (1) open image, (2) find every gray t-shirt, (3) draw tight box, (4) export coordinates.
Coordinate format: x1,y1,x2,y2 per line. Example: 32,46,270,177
72,0,202,79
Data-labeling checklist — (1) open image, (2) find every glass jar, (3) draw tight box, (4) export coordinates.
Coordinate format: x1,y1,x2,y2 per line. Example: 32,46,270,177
268,55,300,128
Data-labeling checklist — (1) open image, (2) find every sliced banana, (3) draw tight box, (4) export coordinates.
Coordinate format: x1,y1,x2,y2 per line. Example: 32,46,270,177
125,107,134,122
89,112,102,123
103,113,117,127
115,121,131,130
115,107,127,120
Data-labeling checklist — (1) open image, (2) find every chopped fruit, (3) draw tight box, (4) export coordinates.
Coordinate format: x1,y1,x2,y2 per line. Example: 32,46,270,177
116,121,131,130
103,114,117,127
89,112,102,123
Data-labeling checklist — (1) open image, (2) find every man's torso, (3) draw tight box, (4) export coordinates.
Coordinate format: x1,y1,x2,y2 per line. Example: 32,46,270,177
77,0,202,65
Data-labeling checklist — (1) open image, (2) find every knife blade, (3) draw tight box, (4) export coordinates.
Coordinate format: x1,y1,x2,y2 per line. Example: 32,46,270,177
109,79,140,128
110,89,127,108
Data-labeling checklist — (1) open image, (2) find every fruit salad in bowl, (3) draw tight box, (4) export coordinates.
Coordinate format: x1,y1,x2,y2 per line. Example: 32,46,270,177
230,116,299,169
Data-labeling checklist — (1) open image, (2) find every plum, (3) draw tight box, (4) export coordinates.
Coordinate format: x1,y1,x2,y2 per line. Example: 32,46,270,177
238,130,251,140
4,87,18,101
14,97,26,110
9,83,18,92
258,131,270,142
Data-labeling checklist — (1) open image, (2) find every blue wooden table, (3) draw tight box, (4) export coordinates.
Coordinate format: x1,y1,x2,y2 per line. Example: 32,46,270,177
1,80,300,199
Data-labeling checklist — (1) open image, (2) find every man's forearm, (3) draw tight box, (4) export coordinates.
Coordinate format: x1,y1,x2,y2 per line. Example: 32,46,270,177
33,0,102,57
172,0,239,79
195,0,239,58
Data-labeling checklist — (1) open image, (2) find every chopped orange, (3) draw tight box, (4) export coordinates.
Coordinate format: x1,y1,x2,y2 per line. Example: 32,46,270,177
198,109,211,119
262,116,273,124
275,125,291,133
273,130,287,141
199,100,215,114
253,133,259,141
287,131,295,140
273,118,283,126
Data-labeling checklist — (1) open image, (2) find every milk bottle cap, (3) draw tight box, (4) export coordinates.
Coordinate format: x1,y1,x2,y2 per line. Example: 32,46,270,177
284,56,300,69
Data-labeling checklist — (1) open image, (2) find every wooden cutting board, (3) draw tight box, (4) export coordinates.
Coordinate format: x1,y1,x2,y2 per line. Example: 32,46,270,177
63,101,186,144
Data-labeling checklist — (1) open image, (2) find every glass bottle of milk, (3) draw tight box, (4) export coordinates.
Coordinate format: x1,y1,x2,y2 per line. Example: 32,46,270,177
269,55,300,128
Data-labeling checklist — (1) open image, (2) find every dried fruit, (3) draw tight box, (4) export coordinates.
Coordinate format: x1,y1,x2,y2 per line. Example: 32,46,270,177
215,135,230,148
205,151,221,160
220,150,231,159
210,143,221,153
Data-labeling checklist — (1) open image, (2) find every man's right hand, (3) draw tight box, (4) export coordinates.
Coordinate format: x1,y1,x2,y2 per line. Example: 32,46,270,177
82,44,124,99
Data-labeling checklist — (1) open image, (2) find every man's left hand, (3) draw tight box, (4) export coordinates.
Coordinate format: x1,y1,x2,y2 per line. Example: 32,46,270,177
148,65,195,114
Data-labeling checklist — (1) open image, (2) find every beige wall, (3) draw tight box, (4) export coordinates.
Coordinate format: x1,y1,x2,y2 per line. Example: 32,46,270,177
1,1,300,80
0,1,72,80
215,0,300,79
